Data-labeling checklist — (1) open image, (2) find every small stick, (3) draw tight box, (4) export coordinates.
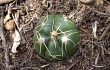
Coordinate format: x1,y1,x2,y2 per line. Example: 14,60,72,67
20,67,40,70
92,9,110,16
95,53,99,65
41,64,49,68
0,7,10,69
99,23,110,40
92,65,104,68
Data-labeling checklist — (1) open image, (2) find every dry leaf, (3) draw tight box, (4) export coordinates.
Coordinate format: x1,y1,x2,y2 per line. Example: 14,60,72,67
4,10,15,30
5,19,15,30
11,29,21,53
4,10,11,24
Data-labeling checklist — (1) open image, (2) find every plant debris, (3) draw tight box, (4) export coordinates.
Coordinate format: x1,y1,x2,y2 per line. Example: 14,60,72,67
0,0,110,70
4,9,15,30
92,21,98,39
11,29,21,53
4,19,15,30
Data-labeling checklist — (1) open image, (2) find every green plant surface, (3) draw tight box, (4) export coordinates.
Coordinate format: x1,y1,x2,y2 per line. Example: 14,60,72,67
33,14,80,61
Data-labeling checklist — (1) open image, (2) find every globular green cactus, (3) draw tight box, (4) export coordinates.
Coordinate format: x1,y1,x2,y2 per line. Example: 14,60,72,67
33,14,80,61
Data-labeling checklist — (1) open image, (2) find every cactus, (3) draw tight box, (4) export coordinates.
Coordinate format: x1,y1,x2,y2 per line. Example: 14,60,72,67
33,14,80,61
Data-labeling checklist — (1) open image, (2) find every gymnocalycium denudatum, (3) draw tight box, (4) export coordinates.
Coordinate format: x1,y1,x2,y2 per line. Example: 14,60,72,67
33,14,80,61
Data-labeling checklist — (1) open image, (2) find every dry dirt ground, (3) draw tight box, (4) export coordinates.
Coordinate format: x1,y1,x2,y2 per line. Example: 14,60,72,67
0,0,110,70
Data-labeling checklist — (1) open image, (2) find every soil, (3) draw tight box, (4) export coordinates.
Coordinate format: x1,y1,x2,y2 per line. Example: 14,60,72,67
0,0,110,70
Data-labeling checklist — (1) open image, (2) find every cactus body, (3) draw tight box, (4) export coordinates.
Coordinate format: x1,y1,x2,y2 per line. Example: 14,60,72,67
33,14,80,61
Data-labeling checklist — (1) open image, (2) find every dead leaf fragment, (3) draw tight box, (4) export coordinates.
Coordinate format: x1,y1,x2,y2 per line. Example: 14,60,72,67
4,9,15,30
4,10,11,24
11,29,21,53
5,20,15,30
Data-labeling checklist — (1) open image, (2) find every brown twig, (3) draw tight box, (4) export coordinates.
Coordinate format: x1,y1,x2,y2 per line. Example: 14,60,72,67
104,0,110,5
99,23,110,40
94,10,110,16
0,7,10,69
